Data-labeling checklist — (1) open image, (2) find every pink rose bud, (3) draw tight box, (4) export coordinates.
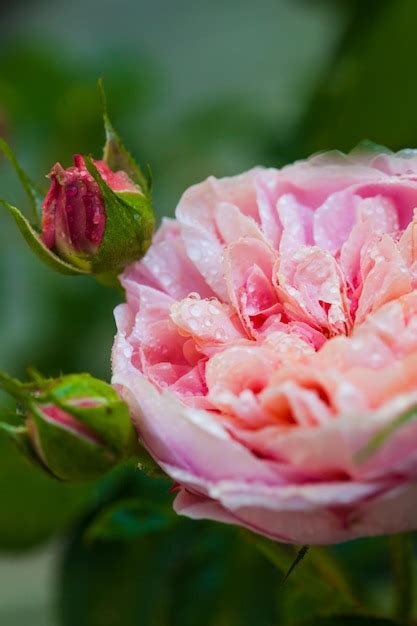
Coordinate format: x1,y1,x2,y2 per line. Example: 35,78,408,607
0,86,154,280
0,372,135,481
40,155,143,270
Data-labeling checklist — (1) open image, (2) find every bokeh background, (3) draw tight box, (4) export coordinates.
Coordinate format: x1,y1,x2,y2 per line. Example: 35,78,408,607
1,0,416,624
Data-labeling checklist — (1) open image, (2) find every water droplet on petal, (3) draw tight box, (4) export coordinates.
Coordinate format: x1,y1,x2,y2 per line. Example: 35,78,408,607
208,303,221,315
190,303,203,317
188,246,201,261
189,319,199,331
214,328,226,341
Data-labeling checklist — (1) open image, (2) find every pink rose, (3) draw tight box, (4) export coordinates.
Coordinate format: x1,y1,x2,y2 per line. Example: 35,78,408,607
112,149,417,544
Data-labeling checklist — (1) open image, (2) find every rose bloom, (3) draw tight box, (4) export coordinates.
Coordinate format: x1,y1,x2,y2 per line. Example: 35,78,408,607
112,149,417,544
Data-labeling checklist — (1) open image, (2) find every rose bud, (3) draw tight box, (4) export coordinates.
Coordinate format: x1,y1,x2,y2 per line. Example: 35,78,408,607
41,155,142,270
0,372,135,481
0,85,154,282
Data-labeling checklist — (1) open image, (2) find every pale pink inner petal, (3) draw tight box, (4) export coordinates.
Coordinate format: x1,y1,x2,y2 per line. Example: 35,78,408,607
356,235,412,323
276,246,351,335
313,190,360,254
255,170,282,248
170,295,243,346
224,237,278,337
214,202,265,244
277,193,313,262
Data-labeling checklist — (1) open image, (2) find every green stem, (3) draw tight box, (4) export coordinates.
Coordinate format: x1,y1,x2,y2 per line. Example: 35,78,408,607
390,534,414,624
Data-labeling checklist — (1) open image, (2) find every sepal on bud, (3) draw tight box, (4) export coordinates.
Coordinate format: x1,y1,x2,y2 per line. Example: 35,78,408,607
0,371,136,481
0,83,154,283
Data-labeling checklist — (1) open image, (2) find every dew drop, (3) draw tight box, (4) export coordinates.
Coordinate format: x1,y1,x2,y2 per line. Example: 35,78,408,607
189,319,199,331
190,303,203,317
208,303,221,315
214,328,226,341
160,274,173,287
188,246,201,261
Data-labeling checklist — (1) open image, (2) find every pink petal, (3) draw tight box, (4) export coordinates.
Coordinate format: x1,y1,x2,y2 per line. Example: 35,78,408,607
356,235,412,323
124,218,214,300
112,367,281,483
170,295,244,346
224,237,278,337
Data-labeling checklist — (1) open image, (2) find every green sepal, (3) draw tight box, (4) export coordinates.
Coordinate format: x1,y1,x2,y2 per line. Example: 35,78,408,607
29,404,121,481
95,271,123,291
134,442,167,479
99,79,152,199
0,199,88,276
0,371,32,400
0,136,45,225
44,373,134,459
84,157,154,274
0,421,52,476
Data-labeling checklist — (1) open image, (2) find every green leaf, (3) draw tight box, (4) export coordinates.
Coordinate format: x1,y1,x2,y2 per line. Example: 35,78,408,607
0,136,45,225
0,200,87,275
84,497,178,542
99,79,152,199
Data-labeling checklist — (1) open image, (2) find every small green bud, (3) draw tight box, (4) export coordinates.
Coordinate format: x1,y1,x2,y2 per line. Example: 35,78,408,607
0,372,135,481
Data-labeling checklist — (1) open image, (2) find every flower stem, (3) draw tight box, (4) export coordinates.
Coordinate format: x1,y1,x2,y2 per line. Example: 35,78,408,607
390,533,414,624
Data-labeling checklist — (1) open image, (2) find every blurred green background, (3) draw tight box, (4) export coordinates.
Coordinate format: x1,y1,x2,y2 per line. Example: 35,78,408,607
1,0,417,624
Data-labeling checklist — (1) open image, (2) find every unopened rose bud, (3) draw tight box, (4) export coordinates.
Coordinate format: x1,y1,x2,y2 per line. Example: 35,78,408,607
41,155,146,271
0,372,135,481
0,84,155,282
